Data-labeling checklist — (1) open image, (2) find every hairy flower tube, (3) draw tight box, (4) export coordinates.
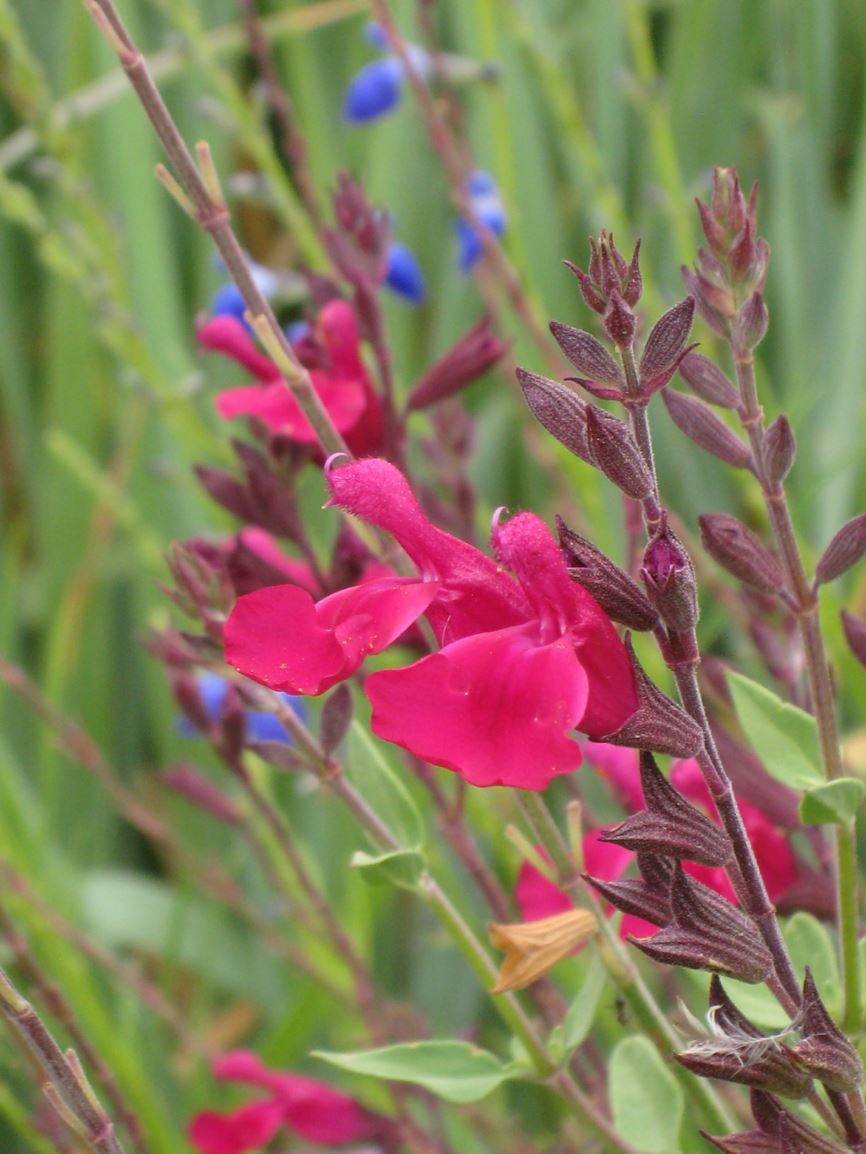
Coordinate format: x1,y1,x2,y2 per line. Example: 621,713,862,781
224,457,638,789
188,1051,380,1154
197,299,382,454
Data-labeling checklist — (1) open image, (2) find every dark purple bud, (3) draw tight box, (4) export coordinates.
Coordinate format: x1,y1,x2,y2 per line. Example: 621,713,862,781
636,872,774,985
226,536,307,598
662,388,753,470
729,219,756,281
517,368,592,463
600,635,705,758
584,406,655,499
622,240,643,307
748,1091,848,1154
682,266,732,338
218,684,247,763
320,684,354,758
163,763,241,826
406,316,508,411
700,1131,776,1154
677,351,740,409
712,167,746,235
557,519,659,632
791,968,864,1093
735,291,769,350
195,465,257,523
639,297,695,391
585,853,673,929
762,416,796,487
564,261,607,313
640,522,699,631
699,514,783,594
173,675,212,733
247,741,307,772
841,611,866,669
549,322,623,388
599,753,731,865
815,513,866,585
602,290,636,349
696,197,729,257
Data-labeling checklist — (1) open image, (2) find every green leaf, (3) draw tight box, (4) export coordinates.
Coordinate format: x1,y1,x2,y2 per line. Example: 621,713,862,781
727,672,823,790
350,849,424,890
800,778,865,825
609,1036,684,1154
784,913,840,1011
313,1040,517,1103
345,721,424,850
561,954,608,1052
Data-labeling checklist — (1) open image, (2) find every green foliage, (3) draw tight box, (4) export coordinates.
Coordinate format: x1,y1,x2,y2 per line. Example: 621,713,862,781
727,671,823,790
609,1036,684,1154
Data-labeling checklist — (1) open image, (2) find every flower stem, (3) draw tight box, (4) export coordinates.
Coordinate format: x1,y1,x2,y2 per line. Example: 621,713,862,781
732,347,861,1036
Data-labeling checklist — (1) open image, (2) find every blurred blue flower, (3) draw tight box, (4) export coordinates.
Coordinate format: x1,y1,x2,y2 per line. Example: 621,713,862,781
384,242,426,304
343,23,431,124
284,320,311,344
457,170,507,273
178,673,305,743
210,259,282,329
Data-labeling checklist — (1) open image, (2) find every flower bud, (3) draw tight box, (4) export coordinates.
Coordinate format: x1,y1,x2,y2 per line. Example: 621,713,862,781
641,522,699,631
489,908,597,992
682,266,733,338
762,415,796,486
585,852,673,929
603,290,636,349
173,675,212,734
557,520,659,632
163,763,241,826
517,368,592,463
601,636,705,758
712,167,747,236
217,684,247,763
841,610,866,670
195,465,257,523
791,968,864,1093
565,232,642,313
699,514,783,594
406,315,508,410
815,513,866,585
584,406,655,499
634,870,774,985
662,388,753,470
677,351,740,409
676,977,810,1097
745,1091,848,1154
599,753,732,866
735,291,769,350
638,297,696,396
549,322,623,389
320,684,354,757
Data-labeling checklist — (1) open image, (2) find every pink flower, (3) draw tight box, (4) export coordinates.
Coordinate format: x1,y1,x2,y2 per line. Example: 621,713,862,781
225,459,638,789
198,300,382,454
516,836,657,941
670,758,797,903
188,1051,379,1154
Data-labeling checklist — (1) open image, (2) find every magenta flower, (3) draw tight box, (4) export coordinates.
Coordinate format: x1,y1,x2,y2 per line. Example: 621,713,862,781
516,836,657,941
670,759,797,903
225,458,638,789
188,1051,379,1154
197,300,382,455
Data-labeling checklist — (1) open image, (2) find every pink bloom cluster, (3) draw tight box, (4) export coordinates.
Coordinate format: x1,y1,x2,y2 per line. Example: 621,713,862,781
224,458,639,789
188,1051,379,1154
198,300,382,455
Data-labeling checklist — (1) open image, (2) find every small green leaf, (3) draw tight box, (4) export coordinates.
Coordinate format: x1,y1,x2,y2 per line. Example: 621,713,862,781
609,1036,684,1154
727,672,823,790
350,849,424,890
345,722,424,850
784,913,840,1011
800,778,865,825
313,1040,517,1103
561,954,608,1052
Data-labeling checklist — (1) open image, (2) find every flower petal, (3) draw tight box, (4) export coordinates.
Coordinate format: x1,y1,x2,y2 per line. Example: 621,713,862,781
367,623,587,788
327,458,528,642
197,315,279,381
225,578,438,695
188,1101,284,1154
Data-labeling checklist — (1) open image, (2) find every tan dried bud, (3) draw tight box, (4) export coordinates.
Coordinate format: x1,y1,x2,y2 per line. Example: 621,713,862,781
489,908,597,992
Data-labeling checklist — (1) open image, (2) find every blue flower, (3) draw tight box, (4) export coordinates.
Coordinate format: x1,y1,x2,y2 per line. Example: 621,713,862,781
457,170,507,273
284,320,311,344
211,283,248,323
178,673,305,743
343,56,404,123
384,242,426,304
